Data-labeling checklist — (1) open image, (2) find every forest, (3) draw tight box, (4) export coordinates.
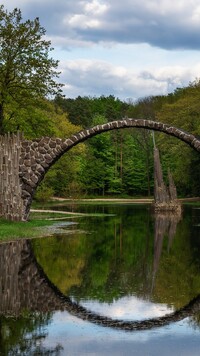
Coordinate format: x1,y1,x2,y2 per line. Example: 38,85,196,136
0,6,200,200
3,83,200,200
34,82,200,200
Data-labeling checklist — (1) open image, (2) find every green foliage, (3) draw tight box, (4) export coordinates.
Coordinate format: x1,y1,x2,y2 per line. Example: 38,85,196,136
79,115,116,195
0,313,63,355
153,215,200,308
34,184,54,203
32,204,200,309
154,81,200,196
32,204,154,302
0,216,58,241
52,89,198,198
0,6,63,134
0,20,198,202
38,137,85,198
54,94,129,128
0,6,198,198
54,95,93,127
73,114,154,196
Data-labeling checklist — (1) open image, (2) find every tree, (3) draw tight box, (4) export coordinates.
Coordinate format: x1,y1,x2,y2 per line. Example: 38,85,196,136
156,81,200,196
79,115,115,195
0,6,63,134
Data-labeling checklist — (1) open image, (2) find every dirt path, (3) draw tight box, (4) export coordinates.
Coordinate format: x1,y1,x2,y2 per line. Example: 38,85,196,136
30,209,86,215
31,197,200,216
51,197,154,203
51,197,200,203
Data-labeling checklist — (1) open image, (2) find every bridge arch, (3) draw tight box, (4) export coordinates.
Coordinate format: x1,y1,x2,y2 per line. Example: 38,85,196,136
35,253,200,331
19,118,200,219
1,238,200,331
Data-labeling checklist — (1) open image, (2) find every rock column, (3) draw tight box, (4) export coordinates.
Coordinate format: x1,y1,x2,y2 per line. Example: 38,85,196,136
0,132,24,221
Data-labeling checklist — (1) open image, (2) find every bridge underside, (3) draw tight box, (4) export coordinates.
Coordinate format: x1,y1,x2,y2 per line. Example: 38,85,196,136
1,239,200,331
0,119,200,221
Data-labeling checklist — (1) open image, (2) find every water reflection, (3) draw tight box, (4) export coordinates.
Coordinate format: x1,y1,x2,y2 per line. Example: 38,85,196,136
0,240,63,354
81,296,174,321
0,313,63,355
152,212,181,291
0,204,200,354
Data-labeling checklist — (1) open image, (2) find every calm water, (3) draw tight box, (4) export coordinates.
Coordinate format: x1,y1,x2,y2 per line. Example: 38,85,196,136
0,203,200,355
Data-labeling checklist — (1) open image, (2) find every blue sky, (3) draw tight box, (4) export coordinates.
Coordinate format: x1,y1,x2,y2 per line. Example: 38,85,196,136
3,0,200,101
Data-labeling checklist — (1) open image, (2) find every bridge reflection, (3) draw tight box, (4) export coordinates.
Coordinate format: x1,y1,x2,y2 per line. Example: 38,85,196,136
0,212,200,332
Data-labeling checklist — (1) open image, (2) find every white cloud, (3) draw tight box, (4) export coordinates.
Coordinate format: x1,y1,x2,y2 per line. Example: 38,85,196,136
66,0,108,32
68,14,101,30
3,0,200,49
59,58,200,99
84,0,108,15
80,295,174,321
2,0,200,99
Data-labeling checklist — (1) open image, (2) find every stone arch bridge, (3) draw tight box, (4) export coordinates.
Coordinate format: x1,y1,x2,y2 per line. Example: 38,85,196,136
1,238,200,331
0,118,200,221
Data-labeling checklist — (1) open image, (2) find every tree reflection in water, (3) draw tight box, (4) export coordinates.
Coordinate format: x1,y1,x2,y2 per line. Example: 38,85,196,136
0,205,200,353
0,313,63,355
152,212,182,291
0,239,63,355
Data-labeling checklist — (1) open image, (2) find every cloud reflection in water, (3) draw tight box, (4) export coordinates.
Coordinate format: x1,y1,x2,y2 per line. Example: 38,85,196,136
79,295,174,321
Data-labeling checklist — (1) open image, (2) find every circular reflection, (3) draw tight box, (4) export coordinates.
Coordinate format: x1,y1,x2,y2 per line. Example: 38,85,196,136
77,296,174,321
35,256,200,331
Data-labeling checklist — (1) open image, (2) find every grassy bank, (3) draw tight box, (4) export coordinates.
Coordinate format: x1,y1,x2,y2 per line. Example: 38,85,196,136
0,210,83,242
0,203,112,242
0,218,55,242
1,197,200,243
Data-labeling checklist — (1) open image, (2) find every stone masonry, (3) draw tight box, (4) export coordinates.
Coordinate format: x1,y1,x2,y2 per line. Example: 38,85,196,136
1,239,200,331
0,132,24,221
0,119,200,221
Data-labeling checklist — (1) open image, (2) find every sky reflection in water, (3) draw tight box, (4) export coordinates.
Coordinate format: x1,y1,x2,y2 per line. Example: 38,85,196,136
40,204,200,355
43,311,200,356
79,295,174,321
1,203,200,355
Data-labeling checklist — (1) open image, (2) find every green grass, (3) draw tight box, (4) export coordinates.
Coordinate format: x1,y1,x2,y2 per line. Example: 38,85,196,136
0,209,82,242
0,208,113,242
30,211,82,219
2,197,198,243
0,218,56,242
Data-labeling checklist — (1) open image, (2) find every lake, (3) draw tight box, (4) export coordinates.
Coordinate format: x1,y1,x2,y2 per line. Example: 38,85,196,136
0,203,200,355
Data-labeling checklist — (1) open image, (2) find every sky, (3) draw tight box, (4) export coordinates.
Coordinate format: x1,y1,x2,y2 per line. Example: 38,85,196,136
3,0,200,101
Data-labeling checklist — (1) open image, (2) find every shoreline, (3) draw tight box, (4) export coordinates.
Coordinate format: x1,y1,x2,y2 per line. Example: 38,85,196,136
50,197,200,203
31,197,200,216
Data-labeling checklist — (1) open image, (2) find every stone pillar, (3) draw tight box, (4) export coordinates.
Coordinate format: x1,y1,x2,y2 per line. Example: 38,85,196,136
153,147,169,205
153,147,181,213
0,132,24,221
0,240,24,315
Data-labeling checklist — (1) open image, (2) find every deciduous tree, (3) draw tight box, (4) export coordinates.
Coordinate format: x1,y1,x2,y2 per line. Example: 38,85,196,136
0,6,63,134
